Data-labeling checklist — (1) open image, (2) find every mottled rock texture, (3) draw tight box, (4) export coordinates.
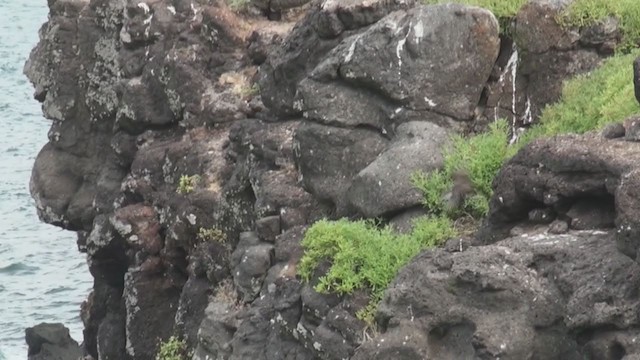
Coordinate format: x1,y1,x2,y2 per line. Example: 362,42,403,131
26,323,82,360
482,131,640,260
25,0,638,358
356,231,640,359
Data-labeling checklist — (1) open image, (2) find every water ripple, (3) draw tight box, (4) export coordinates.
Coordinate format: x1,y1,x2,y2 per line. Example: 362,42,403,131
0,262,39,275
0,1,92,358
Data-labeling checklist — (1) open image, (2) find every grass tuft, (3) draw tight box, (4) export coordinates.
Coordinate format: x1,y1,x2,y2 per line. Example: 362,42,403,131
412,120,516,218
197,227,227,243
422,0,527,18
156,336,188,360
558,0,640,51
521,49,640,143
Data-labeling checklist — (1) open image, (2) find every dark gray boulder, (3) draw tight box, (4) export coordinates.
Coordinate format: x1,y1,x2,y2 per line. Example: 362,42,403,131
298,3,501,123
25,323,82,360
481,131,640,261
259,0,415,117
347,121,450,217
294,121,388,215
123,269,183,360
355,231,640,359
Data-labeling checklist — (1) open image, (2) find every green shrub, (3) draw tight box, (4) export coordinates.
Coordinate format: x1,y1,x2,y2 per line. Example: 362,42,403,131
176,175,200,194
520,50,640,144
412,120,516,218
156,336,188,360
298,216,456,323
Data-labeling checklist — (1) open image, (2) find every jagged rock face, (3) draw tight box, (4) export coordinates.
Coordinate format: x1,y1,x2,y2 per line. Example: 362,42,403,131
298,4,501,123
25,0,318,358
259,0,417,117
481,131,640,261
271,3,501,217
355,231,640,359
25,0,639,358
489,0,618,135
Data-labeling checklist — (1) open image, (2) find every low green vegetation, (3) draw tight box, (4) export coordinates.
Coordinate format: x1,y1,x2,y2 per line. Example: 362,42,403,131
240,83,260,98
299,39,640,328
156,336,188,360
412,121,517,219
423,0,640,50
423,0,527,18
298,217,456,323
558,0,640,51
197,227,227,243
176,175,200,194
226,0,250,11
523,50,640,142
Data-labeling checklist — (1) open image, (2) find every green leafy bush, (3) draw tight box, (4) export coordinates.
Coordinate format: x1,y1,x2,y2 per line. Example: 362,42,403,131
298,216,456,322
412,120,516,218
176,175,200,194
227,0,250,11
156,336,188,360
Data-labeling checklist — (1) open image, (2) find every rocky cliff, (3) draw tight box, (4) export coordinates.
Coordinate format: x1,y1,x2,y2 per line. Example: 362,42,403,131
24,0,640,359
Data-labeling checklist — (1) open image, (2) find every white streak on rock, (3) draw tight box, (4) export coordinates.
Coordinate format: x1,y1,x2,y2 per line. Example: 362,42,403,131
413,20,424,44
522,96,533,124
396,31,409,68
424,96,437,107
496,45,520,144
345,36,360,63
137,2,150,14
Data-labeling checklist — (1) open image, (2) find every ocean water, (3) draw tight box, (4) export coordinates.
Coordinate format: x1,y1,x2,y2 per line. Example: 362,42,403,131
0,1,93,359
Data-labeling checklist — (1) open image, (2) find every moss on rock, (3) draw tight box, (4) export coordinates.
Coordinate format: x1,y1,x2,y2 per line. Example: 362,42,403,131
423,0,640,49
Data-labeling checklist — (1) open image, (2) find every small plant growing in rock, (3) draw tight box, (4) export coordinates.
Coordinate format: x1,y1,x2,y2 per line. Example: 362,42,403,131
156,336,188,360
412,120,515,220
211,278,244,309
298,216,456,326
226,0,250,11
239,83,260,98
197,227,227,243
176,175,200,194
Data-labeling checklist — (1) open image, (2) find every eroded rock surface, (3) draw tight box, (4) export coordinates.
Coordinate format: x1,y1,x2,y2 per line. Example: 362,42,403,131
482,131,640,261
26,323,82,360
24,0,640,358
355,231,640,359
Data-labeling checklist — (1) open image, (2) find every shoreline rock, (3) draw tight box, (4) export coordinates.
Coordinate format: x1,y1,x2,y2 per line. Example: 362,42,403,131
25,323,81,360
23,0,640,358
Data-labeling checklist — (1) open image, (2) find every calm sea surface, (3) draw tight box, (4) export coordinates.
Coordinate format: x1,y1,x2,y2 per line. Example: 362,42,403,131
0,1,92,359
